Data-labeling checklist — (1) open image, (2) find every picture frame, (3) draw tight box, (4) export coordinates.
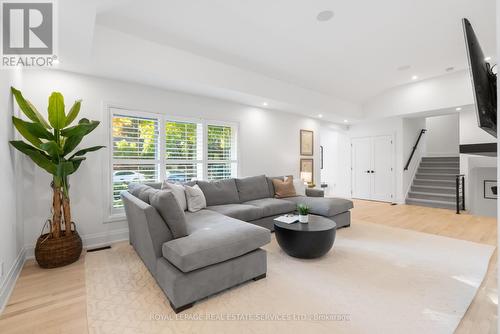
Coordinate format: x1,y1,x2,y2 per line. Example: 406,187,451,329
300,129,314,156
300,158,314,184
484,180,497,199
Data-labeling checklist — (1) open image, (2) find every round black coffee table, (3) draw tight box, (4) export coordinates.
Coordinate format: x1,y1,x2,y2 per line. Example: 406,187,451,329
274,215,336,259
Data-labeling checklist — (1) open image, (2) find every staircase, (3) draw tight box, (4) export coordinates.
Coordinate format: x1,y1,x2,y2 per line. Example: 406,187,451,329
406,157,460,210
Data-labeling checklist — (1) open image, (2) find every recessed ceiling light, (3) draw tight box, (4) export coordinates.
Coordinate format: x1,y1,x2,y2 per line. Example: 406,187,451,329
262,102,268,107
411,75,418,80
397,65,411,71
485,56,492,61
318,114,323,118
343,119,348,123
456,107,462,111
317,10,334,22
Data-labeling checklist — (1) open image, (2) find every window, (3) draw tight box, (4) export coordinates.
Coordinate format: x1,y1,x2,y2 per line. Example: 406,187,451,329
111,112,160,211
207,124,237,180
165,120,203,182
108,108,238,215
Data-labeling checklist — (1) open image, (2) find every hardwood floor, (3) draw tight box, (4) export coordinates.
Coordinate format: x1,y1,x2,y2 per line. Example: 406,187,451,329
0,257,87,334
0,200,496,333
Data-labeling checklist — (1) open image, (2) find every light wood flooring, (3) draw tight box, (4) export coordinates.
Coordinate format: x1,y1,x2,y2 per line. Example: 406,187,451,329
0,200,496,333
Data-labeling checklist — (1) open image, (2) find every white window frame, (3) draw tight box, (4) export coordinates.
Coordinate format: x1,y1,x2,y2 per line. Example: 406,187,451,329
103,104,239,222
164,115,204,182
205,120,239,181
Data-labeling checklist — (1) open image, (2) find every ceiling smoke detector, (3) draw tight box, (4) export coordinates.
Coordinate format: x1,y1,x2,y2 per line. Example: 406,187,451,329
317,10,334,22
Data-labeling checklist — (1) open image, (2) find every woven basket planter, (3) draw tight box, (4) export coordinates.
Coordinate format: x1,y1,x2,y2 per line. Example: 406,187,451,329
35,229,83,269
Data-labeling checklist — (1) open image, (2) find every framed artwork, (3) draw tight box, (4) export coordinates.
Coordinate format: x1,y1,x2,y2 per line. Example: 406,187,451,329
300,158,314,184
300,130,314,156
484,180,497,199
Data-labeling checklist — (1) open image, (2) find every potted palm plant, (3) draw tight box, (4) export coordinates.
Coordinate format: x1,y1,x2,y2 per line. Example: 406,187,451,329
9,87,104,268
297,204,310,223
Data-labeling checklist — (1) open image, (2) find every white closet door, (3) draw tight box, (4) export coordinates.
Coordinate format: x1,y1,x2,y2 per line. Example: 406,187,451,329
371,136,394,201
351,137,372,200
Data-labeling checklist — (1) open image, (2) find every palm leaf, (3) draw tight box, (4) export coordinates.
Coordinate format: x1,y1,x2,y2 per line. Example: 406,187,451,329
12,117,42,147
40,141,62,158
48,92,66,129
11,87,41,124
62,135,84,156
65,100,81,126
60,120,99,138
9,140,57,175
26,100,51,129
69,145,105,159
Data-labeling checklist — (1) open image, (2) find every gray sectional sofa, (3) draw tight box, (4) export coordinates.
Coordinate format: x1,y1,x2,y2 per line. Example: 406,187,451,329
122,174,353,313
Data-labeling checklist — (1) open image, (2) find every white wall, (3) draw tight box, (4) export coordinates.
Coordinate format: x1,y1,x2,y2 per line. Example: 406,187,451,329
459,108,497,144
320,126,351,198
19,70,324,249
425,113,459,156
469,167,497,217
402,117,427,198
0,69,25,311
362,70,474,119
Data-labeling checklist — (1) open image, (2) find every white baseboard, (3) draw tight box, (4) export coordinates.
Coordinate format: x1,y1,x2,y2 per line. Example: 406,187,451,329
25,228,130,259
0,248,26,315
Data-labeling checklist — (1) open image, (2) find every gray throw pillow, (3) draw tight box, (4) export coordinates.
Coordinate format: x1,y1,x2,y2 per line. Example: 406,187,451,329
149,190,188,239
138,187,158,204
161,181,187,211
129,184,150,197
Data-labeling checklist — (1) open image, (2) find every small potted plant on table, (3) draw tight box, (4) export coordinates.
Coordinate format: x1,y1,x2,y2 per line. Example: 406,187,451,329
297,204,310,223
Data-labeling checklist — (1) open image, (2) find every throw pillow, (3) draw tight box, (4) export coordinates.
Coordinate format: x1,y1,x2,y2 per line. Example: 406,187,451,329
149,190,188,239
272,176,297,198
293,179,307,196
161,181,187,211
138,187,159,204
184,184,207,212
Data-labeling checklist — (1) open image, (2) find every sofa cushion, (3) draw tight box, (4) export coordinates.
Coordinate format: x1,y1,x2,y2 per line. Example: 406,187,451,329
128,184,150,198
283,196,354,217
162,210,271,272
149,190,188,239
197,179,240,206
243,198,296,217
235,175,270,202
138,187,158,204
162,181,187,211
272,176,297,198
206,204,264,221
266,176,293,198
184,184,207,212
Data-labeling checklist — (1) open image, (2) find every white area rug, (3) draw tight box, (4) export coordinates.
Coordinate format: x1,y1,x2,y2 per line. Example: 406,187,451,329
85,222,494,334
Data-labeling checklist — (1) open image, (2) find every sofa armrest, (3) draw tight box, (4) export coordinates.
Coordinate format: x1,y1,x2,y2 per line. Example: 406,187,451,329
306,188,324,197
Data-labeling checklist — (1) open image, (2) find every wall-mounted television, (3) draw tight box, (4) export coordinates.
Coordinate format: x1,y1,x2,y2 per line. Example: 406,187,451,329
462,18,497,138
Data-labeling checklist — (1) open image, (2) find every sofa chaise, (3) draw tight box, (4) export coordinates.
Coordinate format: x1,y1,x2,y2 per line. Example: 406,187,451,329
122,174,353,313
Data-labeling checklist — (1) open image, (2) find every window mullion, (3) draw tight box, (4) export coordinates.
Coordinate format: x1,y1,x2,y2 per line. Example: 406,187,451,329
159,114,166,183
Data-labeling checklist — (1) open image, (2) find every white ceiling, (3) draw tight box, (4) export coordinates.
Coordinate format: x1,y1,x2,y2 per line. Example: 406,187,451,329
95,0,496,104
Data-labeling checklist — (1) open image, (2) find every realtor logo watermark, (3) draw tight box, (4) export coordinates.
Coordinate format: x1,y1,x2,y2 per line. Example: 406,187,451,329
1,0,57,67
